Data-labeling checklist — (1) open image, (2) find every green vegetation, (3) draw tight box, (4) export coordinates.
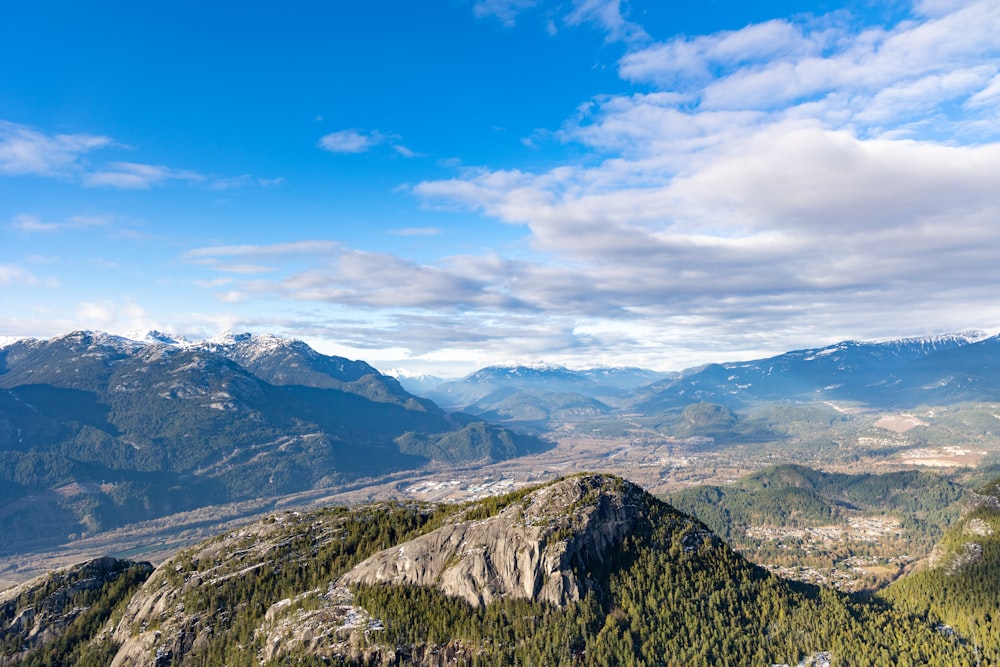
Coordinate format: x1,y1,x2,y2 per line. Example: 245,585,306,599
138,501,462,665
4,475,989,665
396,421,547,463
668,464,968,587
347,490,972,666
880,483,1000,663
0,558,152,667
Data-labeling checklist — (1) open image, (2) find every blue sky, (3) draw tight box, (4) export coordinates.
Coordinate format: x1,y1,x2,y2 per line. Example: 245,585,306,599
3,0,1000,376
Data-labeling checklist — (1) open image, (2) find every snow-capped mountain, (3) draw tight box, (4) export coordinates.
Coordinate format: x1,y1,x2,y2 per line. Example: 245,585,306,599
631,331,1000,411
383,369,449,396
0,330,546,553
124,329,193,347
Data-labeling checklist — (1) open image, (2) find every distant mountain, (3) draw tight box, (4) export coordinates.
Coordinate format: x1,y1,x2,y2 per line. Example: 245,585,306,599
1,475,976,665
469,388,616,427
426,362,667,414
0,331,547,553
631,332,994,411
0,336,23,349
382,368,449,397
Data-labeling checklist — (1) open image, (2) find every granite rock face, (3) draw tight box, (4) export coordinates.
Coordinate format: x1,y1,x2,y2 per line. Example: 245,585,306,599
0,557,152,666
340,474,644,606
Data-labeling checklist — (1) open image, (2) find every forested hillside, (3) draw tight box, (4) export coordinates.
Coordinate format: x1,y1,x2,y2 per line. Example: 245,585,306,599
0,332,546,554
667,464,968,590
0,474,987,666
881,478,1000,658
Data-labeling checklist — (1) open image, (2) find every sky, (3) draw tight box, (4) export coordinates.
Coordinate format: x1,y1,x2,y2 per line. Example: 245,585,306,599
2,0,1000,377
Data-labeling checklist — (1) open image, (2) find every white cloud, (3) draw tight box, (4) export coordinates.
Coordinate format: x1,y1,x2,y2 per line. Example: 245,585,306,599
396,0,1000,367
0,265,41,287
184,240,341,261
617,0,1000,131
0,120,112,176
0,119,275,191
75,301,116,324
389,227,443,236
620,19,819,87
10,213,115,233
83,162,204,189
565,0,648,43
392,144,421,158
965,72,1000,107
74,299,156,332
472,0,538,27
470,0,647,44
318,129,386,153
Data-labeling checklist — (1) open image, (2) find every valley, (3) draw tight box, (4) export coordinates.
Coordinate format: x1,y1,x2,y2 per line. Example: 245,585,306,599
6,330,1000,663
3,398,996,593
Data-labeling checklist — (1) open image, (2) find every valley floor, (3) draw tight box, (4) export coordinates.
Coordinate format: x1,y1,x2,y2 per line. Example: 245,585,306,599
5,414,995,592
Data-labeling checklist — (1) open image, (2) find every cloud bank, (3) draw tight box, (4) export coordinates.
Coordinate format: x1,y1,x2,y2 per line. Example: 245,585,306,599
209,0,998,369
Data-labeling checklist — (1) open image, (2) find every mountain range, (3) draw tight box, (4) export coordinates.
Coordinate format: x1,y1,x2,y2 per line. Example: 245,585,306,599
632,332,1000,411
0,331,545,553
423,332,1000,429
5,327,1000,554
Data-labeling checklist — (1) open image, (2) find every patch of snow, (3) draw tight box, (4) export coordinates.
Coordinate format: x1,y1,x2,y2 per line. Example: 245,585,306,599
0,336,26,349
126,329,192,347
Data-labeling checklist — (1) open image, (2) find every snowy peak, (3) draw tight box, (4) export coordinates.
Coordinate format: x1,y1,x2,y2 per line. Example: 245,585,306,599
466,362,575,383
634,330,1000,411
125,329,192,347
47,330,146,354
196,330,309,363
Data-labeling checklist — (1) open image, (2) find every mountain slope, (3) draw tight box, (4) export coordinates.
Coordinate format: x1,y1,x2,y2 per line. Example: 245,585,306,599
196,331,434,410
6,474,970,666
881,477,1000,659
669,464,969,590
0,331,546,552
0,557,152,666
631,332,991,411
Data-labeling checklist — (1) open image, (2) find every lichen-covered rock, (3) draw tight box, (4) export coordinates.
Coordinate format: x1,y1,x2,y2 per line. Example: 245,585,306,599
340,474,644,606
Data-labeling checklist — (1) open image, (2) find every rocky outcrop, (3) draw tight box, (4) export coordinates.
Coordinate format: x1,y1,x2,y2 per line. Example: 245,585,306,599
0,557,152,665
926,491,1000,574
106,509,345,667
340,474,645,607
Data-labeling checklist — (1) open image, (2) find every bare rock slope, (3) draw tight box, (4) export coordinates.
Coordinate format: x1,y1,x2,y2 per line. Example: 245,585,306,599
340,474,644,606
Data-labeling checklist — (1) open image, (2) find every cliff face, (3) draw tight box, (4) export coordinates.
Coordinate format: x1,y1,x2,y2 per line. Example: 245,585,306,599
340,474,644,607
5,472,981,666
0,557,152,666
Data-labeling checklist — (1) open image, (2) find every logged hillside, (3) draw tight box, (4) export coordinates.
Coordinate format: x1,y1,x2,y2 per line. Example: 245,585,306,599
0,475,982,666
0,332,546,553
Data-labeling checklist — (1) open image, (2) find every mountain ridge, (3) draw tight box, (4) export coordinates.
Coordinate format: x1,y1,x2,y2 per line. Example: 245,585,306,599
0,331,547,554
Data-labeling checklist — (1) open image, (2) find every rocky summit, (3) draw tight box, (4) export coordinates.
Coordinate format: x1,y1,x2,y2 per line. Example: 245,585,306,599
340,474,645,606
